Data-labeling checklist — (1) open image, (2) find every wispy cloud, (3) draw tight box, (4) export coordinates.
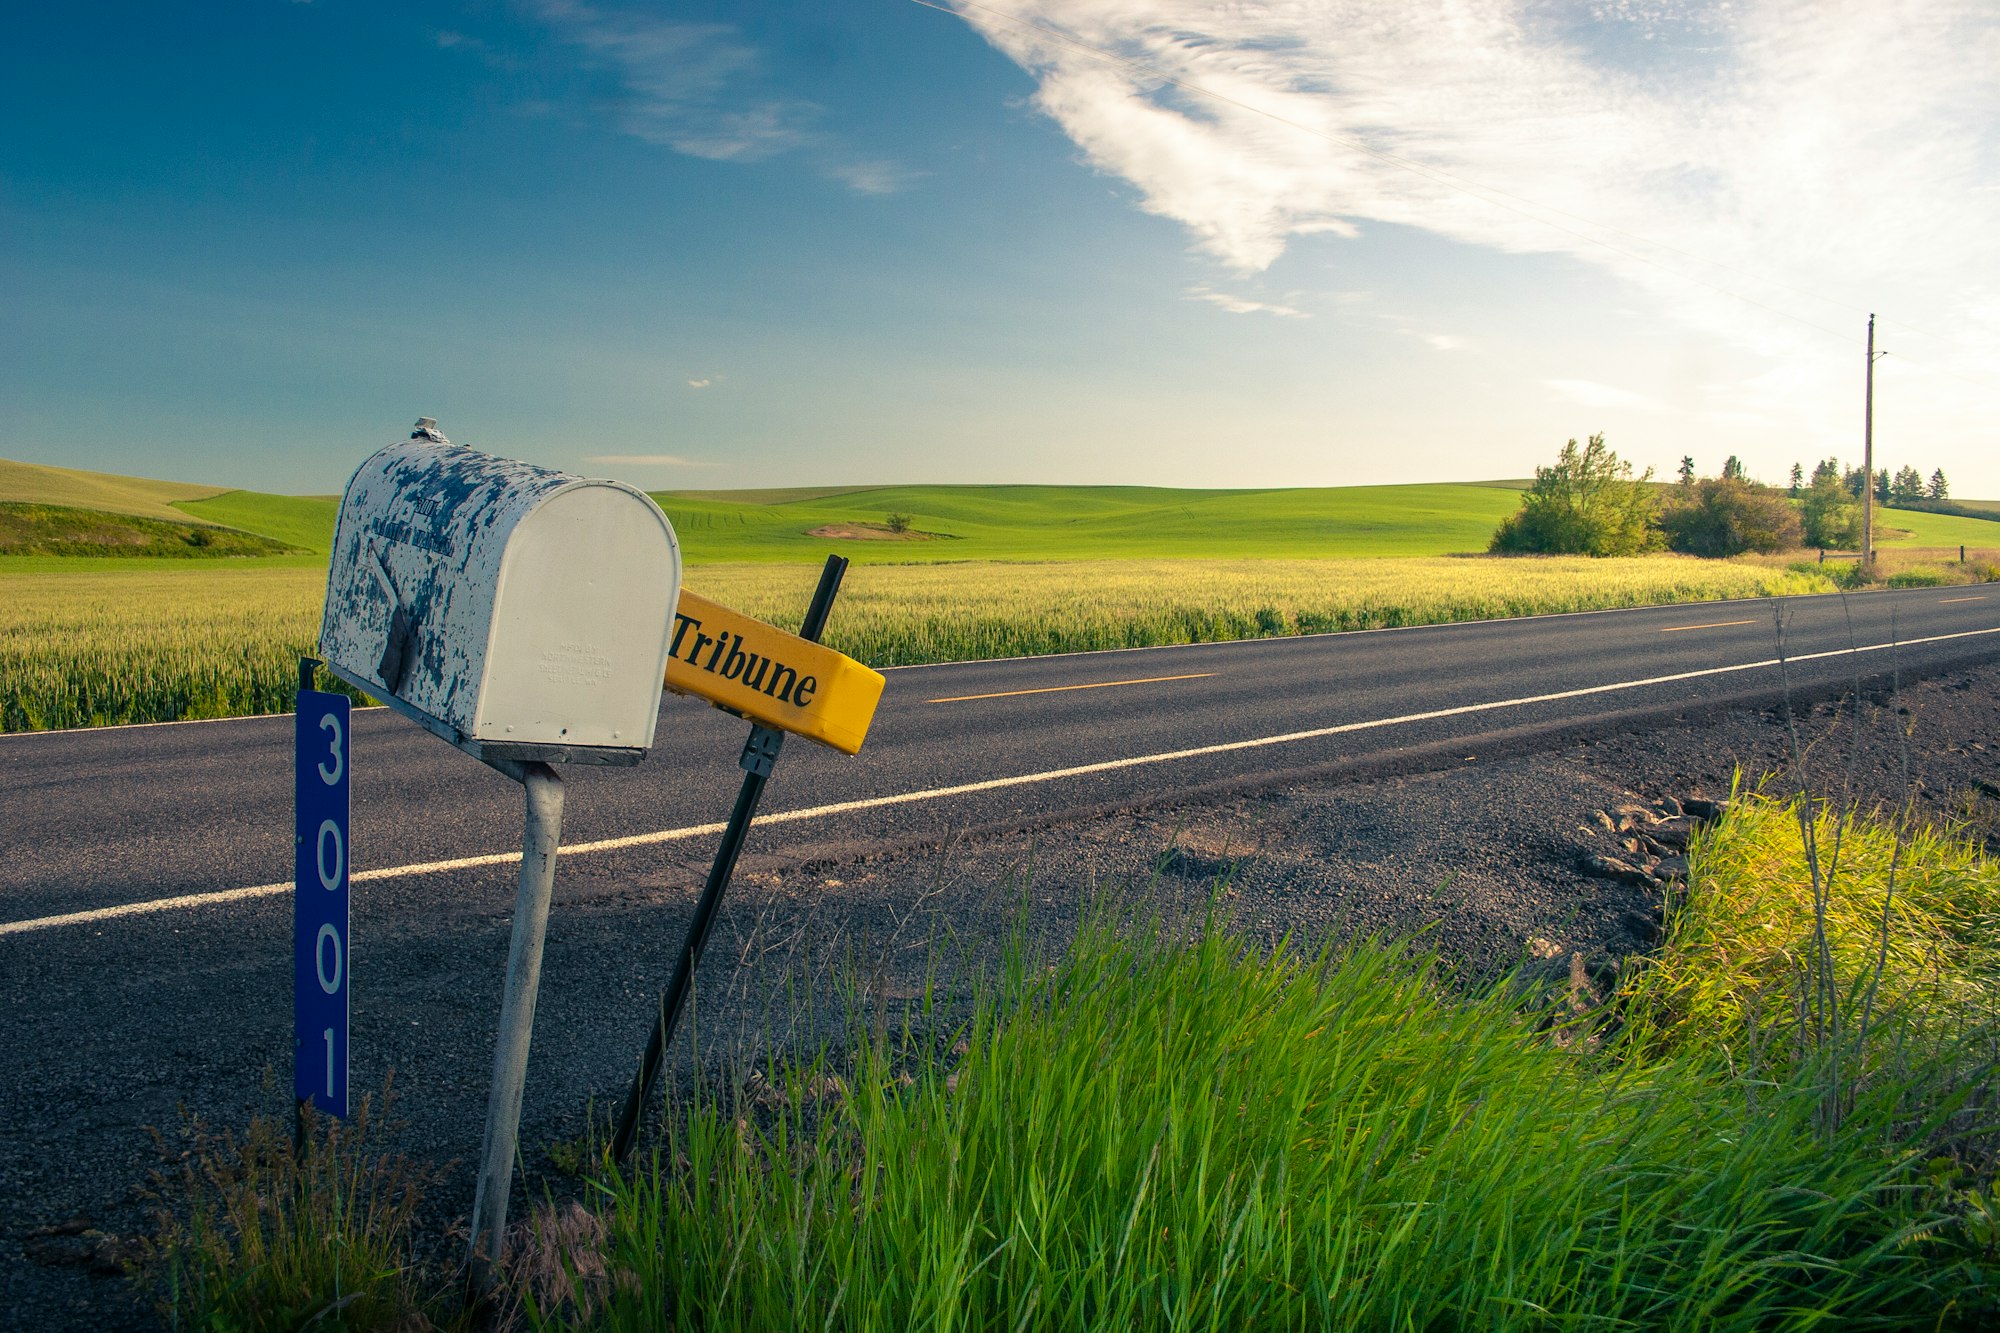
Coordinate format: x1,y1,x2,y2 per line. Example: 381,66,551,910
951,0,1998,440
1546,379,1660,411
1185,284,1307,317
587,453,718,467
1421,333,1467,352
521,1,913,190
686,377,713,389
824,158,924,196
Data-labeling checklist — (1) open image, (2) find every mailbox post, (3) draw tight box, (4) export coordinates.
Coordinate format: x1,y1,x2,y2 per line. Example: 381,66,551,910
319,422,681,1297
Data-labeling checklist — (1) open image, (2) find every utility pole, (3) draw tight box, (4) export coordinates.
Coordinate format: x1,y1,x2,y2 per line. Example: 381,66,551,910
1862,313,1884,569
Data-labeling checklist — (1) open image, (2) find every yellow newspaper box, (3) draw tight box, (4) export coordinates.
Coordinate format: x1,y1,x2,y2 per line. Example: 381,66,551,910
665,591,884,754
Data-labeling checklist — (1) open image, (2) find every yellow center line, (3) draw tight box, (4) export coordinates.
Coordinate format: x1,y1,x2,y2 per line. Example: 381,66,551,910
1659,619,1759,633
926,672,1216,704
1938,596,1987,604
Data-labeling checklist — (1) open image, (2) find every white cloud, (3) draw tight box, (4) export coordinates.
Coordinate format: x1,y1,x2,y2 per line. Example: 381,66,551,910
1421,333,1466,352
1185,284,1307,317
1545,378,1660,410
686,378,713,388
951,1,2000,456
587,453,717,466
525,2,915,190
824,158,923,195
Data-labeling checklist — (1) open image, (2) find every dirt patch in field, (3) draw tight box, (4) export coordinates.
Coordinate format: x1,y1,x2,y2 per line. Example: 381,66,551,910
806,523,944,541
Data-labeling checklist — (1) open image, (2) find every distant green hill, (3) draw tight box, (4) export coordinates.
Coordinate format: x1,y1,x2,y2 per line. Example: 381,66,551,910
0,502,297,558
6,456,1998,567
649,482,1533,562
0,457,225,521
176,491,341,554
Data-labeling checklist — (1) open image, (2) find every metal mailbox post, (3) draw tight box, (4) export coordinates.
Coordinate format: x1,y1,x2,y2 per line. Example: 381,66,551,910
318,422,681,1295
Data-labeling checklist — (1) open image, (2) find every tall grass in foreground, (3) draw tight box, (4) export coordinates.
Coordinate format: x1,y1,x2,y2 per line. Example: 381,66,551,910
131,799,2000,1329
1,556,1848,730
550,815,1999,1332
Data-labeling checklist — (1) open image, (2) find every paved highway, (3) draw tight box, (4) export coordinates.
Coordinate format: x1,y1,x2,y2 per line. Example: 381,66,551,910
4,584,1998,938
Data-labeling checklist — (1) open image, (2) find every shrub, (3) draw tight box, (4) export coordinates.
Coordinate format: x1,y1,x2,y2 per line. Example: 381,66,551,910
1801,475,1862,549
1659,476,1801,557
1489,434,1659,556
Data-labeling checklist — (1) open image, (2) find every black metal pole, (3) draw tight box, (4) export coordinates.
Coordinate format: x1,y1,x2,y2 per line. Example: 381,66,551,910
609,555,849,1163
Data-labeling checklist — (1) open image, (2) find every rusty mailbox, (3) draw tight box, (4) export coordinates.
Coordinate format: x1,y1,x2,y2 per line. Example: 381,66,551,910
320,431,681,764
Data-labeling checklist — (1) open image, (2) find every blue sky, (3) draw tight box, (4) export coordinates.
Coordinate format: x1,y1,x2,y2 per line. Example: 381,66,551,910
4,1,1995,497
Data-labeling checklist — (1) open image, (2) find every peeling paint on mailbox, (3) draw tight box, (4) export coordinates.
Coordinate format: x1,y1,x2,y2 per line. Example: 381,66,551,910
320,438,681,760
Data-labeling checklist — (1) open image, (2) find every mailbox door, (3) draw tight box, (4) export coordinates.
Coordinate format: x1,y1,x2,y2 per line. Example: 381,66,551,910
474,482,680,750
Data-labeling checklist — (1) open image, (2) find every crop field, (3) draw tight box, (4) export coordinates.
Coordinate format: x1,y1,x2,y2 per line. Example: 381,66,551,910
690,555,1843,665
0,566,337,732
1,556,1849,731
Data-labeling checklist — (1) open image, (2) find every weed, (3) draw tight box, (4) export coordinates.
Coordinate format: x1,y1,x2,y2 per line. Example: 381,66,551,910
134,1081,460,1332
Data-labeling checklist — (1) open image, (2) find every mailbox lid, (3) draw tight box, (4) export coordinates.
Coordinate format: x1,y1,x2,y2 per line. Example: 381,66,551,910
474,480,681,750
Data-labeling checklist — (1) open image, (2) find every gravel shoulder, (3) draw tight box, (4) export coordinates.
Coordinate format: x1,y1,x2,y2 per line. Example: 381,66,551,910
7,659,1999,1330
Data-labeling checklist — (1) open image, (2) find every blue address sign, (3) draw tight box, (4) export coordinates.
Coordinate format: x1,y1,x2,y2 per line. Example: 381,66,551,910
295,688,350,1118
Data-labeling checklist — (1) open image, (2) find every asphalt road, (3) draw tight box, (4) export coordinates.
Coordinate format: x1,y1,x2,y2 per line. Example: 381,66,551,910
2,584,1998,1327
4,585,1998,939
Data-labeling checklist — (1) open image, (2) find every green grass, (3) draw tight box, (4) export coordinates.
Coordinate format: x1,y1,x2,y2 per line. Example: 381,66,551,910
1630,792,2000,1066
176,490,341,554
0,502,297,558
650,483,1530,563
0,456,226,520
1867,506,2000,550
543,804,1999,1330
131,798,2000,1330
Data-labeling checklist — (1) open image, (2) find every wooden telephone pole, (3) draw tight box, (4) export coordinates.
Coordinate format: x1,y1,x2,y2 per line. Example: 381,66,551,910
1862,313,1884,569
1856,316,1872,564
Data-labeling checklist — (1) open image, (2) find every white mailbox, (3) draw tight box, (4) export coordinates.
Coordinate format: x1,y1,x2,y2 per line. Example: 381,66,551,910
320,430,681,765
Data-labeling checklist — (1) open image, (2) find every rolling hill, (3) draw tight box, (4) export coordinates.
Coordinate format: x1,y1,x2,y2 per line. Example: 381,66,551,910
4,457,1998,565
0,458,226,521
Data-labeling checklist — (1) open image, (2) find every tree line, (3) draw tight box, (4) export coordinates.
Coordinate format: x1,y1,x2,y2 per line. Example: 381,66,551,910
1492,436,1954,558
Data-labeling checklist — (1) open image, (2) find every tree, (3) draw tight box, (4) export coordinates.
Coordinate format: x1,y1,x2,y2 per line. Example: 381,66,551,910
1678,455,1695,487
1875,469,1891,503
1891,465,1924,505
1489,434,1659,557
1800,470,1860,549
884,511,913,533
1843,465,1868,498
1721,455,1747,482
1811,457,1842,488
1928,468,1949,501
1788,462,1804,496
1660,476,1800,557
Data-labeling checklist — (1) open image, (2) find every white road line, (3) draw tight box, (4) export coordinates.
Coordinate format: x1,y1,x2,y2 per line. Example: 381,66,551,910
5,623,1999,938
